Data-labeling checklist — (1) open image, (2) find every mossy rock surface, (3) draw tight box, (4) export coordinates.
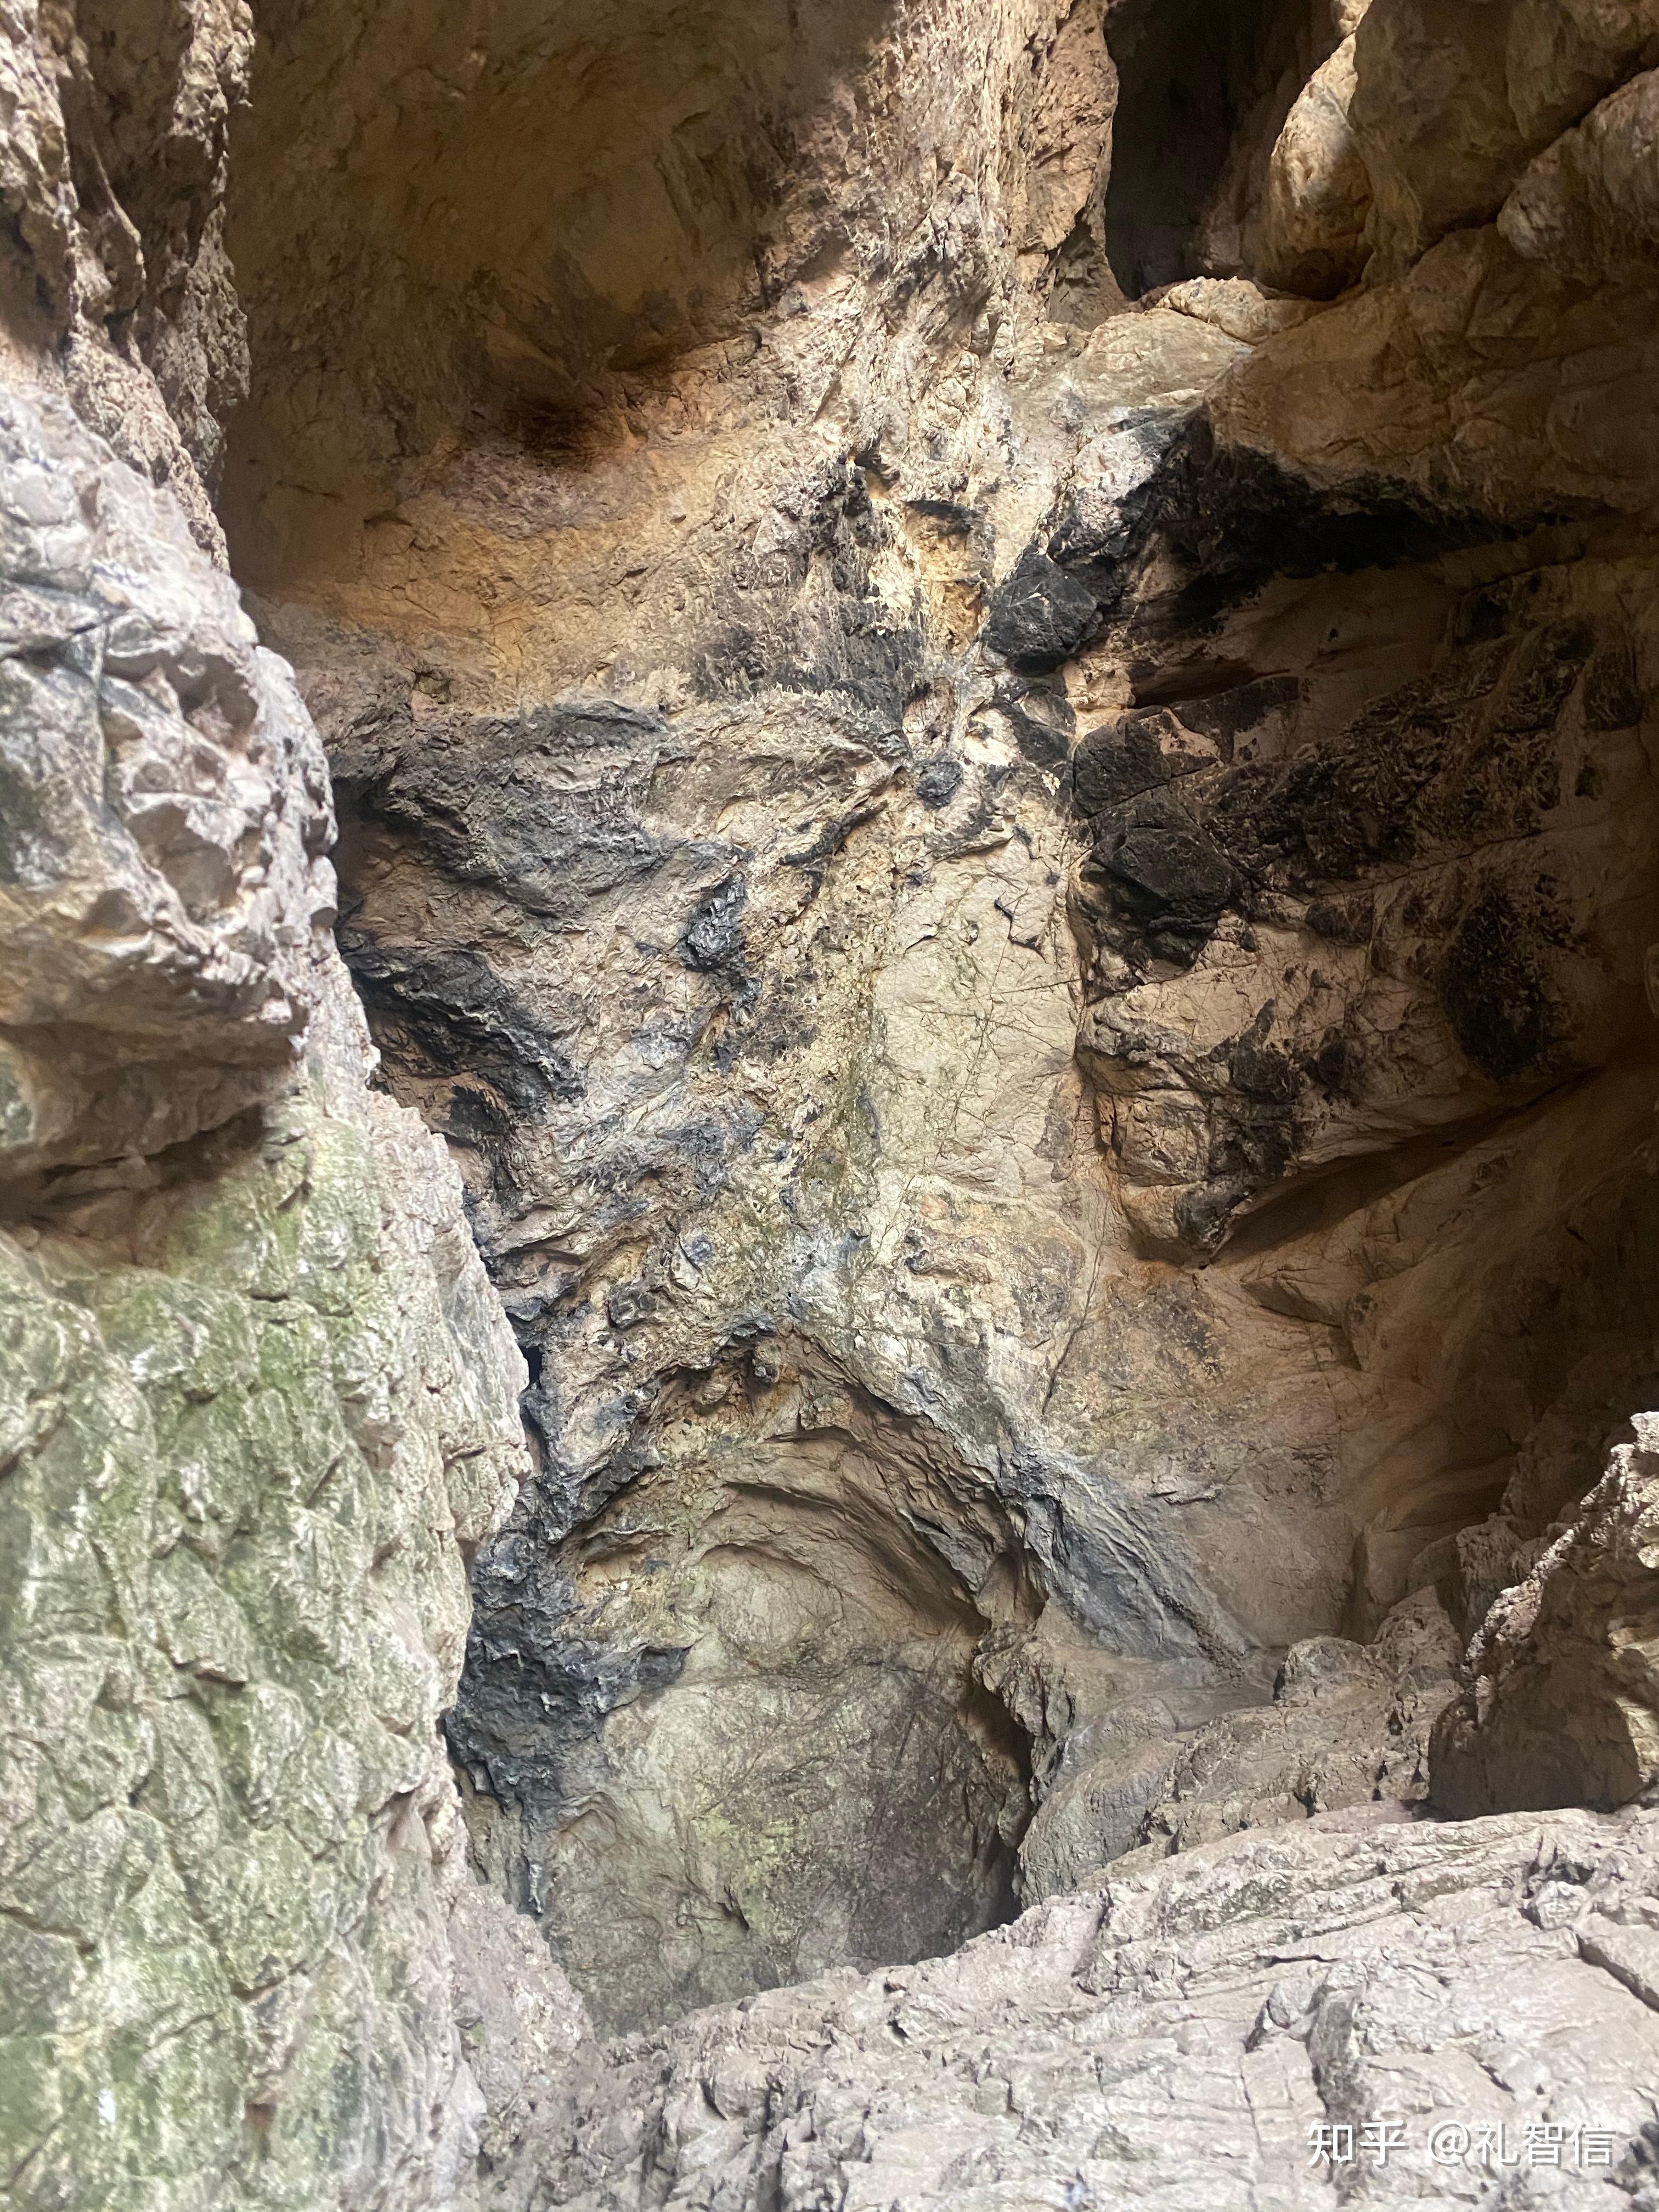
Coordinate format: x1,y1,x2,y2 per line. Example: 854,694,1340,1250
0,1084,527,2212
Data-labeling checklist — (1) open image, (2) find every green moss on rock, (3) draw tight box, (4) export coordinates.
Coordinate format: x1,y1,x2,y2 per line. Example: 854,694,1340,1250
0,1081,528,2211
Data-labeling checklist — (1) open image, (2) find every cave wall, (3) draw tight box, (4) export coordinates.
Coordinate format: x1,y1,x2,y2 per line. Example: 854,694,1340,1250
0,12,579,2209
5,0,1659,2200
207,0,1659,2047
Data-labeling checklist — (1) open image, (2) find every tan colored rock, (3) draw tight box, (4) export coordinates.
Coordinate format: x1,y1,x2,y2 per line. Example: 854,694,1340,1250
11,0,1659,2199
1501,67,1659,284
213,0,1659,2062
1159,276,1321,345
1506,0,1659,146
1433,1414,1659,1816
0,0,250,553
1348,0,1530,278
1256,36,1373,300
1133,1593,1460,1857
1344,0,1659,286
1020,1590,1459,1899
1212,216,1659,520
448,1880,591,2209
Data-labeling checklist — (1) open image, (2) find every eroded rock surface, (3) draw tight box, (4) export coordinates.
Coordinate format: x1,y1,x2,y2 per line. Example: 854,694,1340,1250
7,0,1659,2203
1434,1416,1659,1820
0,373,563,2212
524,1807,1659,2210
206,0,1659,2049
0,26,567,2210
1021,1586,1461,1898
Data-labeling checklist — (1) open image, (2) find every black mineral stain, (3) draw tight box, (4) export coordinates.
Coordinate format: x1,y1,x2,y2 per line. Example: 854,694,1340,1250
983,547,1101,672
1438,884,1553,1083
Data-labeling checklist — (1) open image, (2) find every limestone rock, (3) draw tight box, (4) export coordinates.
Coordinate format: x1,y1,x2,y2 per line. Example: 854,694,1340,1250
0,384,332,1177
0,362,543,2209
0,0,252,552
1159,276,1322,345
1505,0,1659,148
1501,67,1659,285
1348,0,1531,279
0,1045,534,2211
218,0,1659,2059
12,0,1659,2201
1020,1589,1459,1898
1256,36,1373,300
450,1344,1042,2038
0,27,546,2203
1434,1417,1659,1818
448,1880,592,2209
1069,573,1652,1261
527,1807,1659,2210
1136,1592,1459,1852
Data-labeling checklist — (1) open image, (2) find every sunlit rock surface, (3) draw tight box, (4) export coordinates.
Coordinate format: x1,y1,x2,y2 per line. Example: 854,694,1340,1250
5,0,1659,2202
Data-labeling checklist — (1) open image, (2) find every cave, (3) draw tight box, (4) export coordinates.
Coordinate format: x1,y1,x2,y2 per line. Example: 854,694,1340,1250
217,0,1659,2049
447,1350,1040,2032
8,0,1659,2200
1101,0,1319,297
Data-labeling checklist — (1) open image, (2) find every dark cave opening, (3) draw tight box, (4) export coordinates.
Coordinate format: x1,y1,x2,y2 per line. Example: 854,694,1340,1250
445,1352,1042,2035
1102,0,1315,297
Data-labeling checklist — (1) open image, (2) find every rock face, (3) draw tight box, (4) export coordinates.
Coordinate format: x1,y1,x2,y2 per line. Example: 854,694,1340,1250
528,1805,1659,2210
214,0,1659,2045
1020,1587,1462,1899
1434,1415,1659,1819
0,23,572,2212
0,0,251,554
0,379,325,1178
7,0,1659,2204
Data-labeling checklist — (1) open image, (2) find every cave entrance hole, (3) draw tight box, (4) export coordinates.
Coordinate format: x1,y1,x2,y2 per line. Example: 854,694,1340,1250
448,1348,1042,2036
1102,0,1321,298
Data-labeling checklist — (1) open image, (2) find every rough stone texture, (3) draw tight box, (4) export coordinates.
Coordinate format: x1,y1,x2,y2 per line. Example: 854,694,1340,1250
527,1807,1659,2209
0,17,567,2204
1022,1587,1460,1898
1502,66,1659,285
0,1010,529,2212
0,377,330,1178
11,0,1659,2203
452,1343,1040,2038
1434,1417,1659,1820
1256,32,1372,300
1347,0,1532,279
0,0,251,553
207,0,1659,2051
0,368,557,2212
